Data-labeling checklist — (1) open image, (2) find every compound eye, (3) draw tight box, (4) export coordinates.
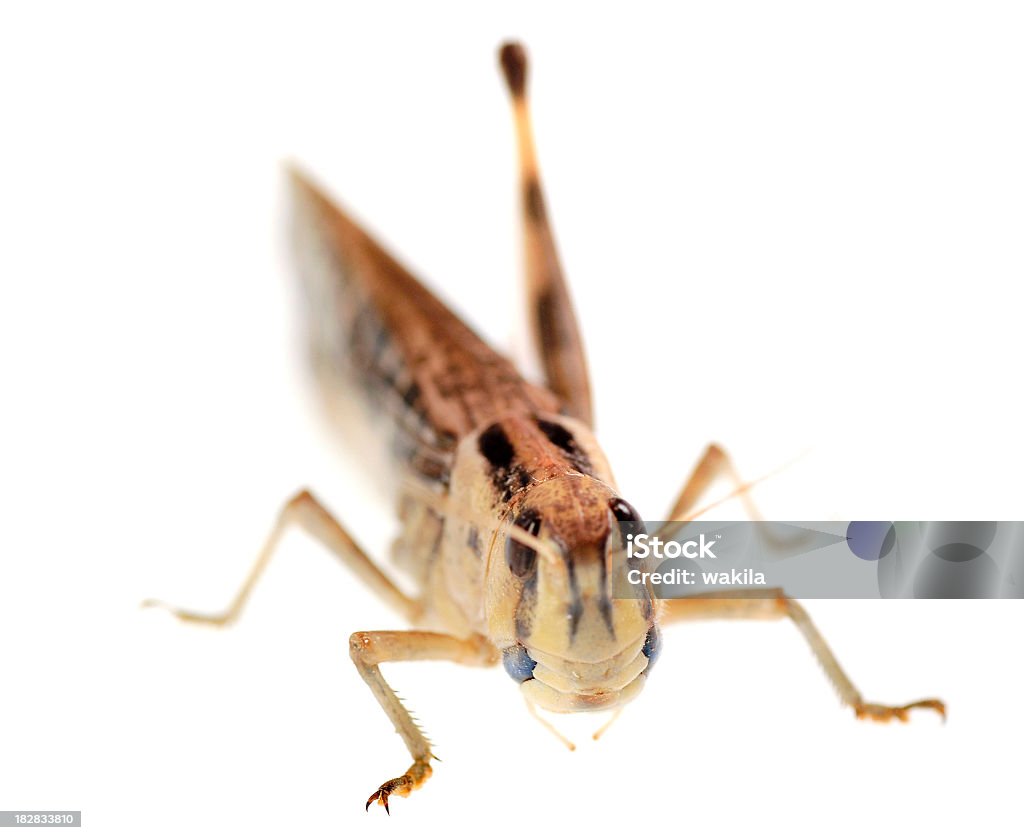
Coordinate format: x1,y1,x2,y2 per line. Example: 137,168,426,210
502,643,537,683
609,498,641,522
609,497,646,549
641,625,662,674
506,509,542,578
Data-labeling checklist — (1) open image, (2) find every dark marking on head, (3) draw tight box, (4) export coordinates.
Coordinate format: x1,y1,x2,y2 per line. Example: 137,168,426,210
566,557,585,639
593,536,614,635
499,42,528,98
537,417,593,476
515,573,537,640
478,423,534,502
479,423,514,471
568,596,584,638
596,597,614,636
507,508,542,578
536,417,574,450
508,464,532,498
524,180,546,223
467,526,480,558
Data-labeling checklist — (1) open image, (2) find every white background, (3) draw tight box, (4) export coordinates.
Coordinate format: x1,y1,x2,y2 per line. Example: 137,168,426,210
2,2,1022,839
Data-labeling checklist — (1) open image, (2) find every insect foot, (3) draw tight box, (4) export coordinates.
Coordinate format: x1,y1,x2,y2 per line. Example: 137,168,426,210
365,760,432,815
854,698,947,723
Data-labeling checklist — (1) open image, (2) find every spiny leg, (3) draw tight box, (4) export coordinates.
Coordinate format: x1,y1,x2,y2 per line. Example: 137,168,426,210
350,631,498,813
143,489,421,625
660,589,945,723
499,41,593,426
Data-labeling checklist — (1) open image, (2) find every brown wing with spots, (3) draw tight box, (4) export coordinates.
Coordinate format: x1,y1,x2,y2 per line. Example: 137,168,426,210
290,167,562,483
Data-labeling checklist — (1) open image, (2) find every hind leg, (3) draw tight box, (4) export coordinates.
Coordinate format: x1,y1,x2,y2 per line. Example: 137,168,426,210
500,42,593,425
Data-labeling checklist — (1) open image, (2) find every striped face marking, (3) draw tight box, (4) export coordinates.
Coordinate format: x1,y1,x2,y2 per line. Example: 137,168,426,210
506,509,542,578
609,496,653,623
469,416,654,708
499,485,658,711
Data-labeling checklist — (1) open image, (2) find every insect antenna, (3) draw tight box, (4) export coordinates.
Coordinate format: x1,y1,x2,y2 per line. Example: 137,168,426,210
608,451,811,563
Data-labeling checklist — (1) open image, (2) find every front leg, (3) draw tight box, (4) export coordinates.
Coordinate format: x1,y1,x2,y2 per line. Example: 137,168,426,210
349,631,498,813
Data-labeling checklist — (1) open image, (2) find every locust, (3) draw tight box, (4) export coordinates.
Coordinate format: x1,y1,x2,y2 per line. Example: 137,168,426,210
146,41,945,813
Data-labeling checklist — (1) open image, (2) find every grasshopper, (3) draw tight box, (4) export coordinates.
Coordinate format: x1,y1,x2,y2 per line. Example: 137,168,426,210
146,41,944,813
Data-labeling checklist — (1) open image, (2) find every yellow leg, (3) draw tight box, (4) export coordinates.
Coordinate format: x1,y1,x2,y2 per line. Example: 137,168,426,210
664,443,765,522
143,489,421,625
500,42,593,425
350,631,498,813
661,589,945,723
660,451,944,723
